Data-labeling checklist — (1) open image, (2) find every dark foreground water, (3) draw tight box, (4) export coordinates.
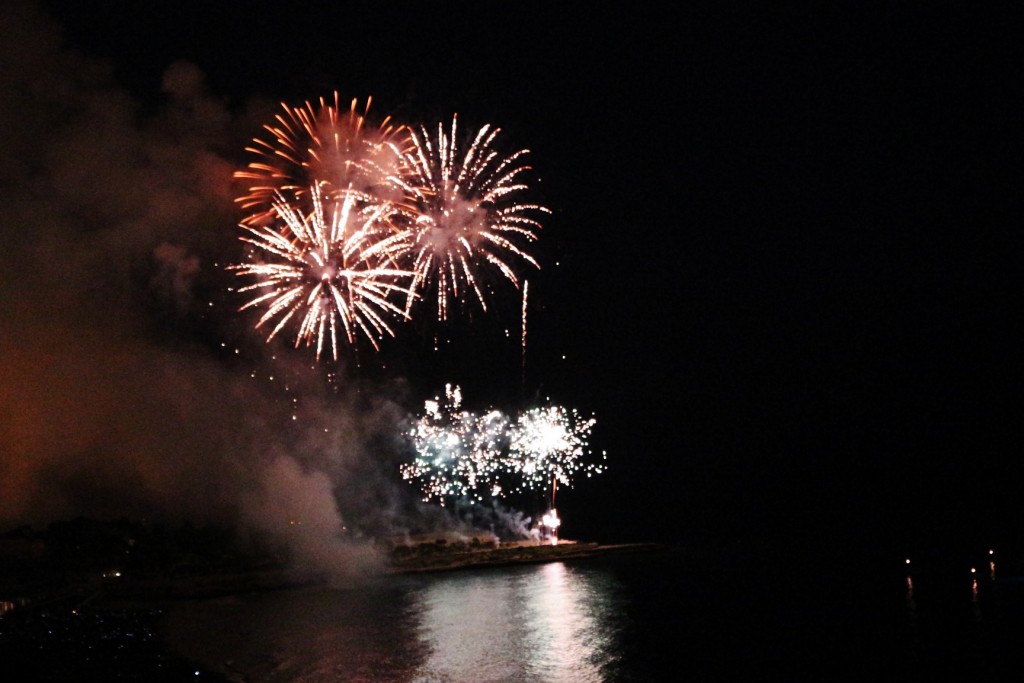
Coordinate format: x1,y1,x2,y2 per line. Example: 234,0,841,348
6,542,1024,681
151,543,1024,682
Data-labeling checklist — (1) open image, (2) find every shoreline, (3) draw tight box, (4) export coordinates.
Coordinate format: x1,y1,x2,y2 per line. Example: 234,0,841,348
387,539,667,574
89,539,670,605
1,539,672,611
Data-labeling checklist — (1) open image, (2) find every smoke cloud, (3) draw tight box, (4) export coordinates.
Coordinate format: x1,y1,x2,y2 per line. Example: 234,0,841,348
0,2,432,579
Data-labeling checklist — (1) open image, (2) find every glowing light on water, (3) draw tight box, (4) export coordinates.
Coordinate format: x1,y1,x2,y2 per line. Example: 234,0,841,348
415,562,614,681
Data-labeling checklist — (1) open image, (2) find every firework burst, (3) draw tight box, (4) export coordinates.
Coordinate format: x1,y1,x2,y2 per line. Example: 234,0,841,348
234,92,412,227
401,385,606,507
230,94,549,361
400,384,510,505
402,115,549,320
507,405,606,495
230,183,414,360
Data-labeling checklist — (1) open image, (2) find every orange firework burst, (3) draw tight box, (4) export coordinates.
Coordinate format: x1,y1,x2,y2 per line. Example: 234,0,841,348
234,92,412,227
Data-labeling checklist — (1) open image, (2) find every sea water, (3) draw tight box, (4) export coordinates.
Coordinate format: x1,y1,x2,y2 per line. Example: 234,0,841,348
161,544,1024,681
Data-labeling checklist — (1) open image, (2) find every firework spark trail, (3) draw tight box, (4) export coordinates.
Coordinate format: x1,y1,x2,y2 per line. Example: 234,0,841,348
231,183,414,359
401,385,606,506
402,115,550,320
521,280,529,381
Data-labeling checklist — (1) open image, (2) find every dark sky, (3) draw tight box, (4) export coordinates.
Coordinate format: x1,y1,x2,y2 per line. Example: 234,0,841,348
3,2,1022,559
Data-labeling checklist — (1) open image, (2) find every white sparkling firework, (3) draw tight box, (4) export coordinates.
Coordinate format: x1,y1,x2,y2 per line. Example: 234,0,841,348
400,384,510,505
507,405,606,495
402,115,549,320
401,385,606,506
230,183,414,360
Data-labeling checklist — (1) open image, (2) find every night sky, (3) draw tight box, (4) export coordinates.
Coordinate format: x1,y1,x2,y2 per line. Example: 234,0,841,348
2,2,1021,563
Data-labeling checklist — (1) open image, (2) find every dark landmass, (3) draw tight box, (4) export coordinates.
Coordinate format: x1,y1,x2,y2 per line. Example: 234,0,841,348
0,518,266,681
0,519,671,606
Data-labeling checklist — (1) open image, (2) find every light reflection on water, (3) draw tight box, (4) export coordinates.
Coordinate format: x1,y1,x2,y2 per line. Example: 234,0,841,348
413,561,620,682
0,597,31,618
165,558,633,682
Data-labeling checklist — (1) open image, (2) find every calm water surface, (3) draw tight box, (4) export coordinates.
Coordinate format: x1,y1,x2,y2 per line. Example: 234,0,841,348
162,545,1024,681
